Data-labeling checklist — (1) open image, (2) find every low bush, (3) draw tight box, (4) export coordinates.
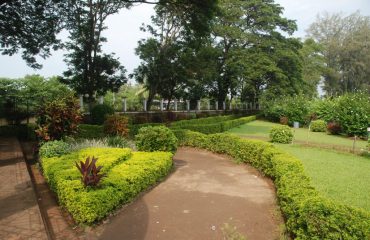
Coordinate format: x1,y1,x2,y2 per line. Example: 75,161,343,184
39,140,71,158
136,126,178,153
103,115,129,137
77,124,105,139
171,115,236,128
327,121,342,135
269,126,293,144
172,130,370,239
91,104,114,125
129,123,163,138
41,147,172,224
310,120,327,132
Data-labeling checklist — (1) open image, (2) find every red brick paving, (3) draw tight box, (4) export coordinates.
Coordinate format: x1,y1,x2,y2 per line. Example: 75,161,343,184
0,137,48,240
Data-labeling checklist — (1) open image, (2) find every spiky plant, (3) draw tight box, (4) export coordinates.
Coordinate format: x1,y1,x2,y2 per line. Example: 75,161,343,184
75,156,104,187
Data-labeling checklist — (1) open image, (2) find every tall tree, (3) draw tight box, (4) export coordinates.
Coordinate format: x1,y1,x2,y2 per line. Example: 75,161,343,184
0,0,217,68
59,0,128,104
132,3,208,110
206,0,301,104
307,11,370,95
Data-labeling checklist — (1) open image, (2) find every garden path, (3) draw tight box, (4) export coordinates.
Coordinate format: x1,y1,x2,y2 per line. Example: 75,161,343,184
0,137,48,240
96,147,283,240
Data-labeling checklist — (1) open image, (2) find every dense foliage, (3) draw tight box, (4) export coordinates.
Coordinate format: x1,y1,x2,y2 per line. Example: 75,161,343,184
41,147,173,224
262,95,310,125
310,120,326,132
36,94,82,141
172,130,370,239
91,104,115,125
0,75,72,124
135,126,178,153
269,125,294,144
103,115,129,137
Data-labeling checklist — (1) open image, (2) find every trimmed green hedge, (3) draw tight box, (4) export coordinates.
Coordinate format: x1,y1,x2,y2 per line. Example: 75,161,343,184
170,114,237,128
41,147,173,224
172,129,370,239
77,124,106,139
171,116,256,134
0,124,37,140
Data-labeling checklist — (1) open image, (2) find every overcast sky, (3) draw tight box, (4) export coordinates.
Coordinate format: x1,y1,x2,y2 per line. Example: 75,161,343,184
1,0,369,79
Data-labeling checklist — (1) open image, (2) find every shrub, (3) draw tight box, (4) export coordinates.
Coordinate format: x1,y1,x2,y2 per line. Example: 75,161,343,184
91,104,114,125
309,98,338,123
103,115,129,137
261,95,310,125
269,125,293,144
279,116,289,125
335,93,370,136
327,121,342,135
129,123,164,138
36,95,82,141
77,124,105,139
75,156,105,187
135,126,178,153
310,120,327,132
41,148,172,224
39,140,71,158
173,130,370,239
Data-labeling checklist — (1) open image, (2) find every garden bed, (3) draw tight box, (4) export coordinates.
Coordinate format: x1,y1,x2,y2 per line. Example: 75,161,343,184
40,147,173,224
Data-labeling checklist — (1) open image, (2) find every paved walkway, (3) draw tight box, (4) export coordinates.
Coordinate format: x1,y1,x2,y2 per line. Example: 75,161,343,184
96,147,283,240
0,137,48,240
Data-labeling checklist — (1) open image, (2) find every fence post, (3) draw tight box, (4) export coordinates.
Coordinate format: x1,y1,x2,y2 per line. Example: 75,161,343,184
174,99,178,111
223,101,226,110
98,96,104,104
79,95,84,111
215,101,218,111
143,99,147,112
122,98,127,112
186,100,190,111
197,100,201,111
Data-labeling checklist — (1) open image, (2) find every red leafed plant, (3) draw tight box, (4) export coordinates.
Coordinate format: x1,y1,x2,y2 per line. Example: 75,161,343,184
75,156,104,187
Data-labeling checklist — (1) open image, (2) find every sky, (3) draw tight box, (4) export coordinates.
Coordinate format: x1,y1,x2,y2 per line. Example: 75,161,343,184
0,0,369,79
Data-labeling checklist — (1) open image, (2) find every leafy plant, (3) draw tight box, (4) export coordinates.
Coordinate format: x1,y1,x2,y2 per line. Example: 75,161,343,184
36,94,82,141
103,115,129,137
91,104,114,125
269,125,294,144
107,136,135,149
335,92,370,136
280,116,289,125
326,121,342,135
75,156,104,187
310,120,327,132
39,140,71,158
135,126,178,153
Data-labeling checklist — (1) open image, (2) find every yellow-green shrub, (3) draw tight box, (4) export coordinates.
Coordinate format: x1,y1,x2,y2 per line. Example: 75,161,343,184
41,148,173,224
173,129,370,239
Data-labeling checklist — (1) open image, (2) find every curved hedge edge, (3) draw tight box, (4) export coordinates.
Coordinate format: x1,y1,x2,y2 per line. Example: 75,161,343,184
170,115,256,134
172,129,370,239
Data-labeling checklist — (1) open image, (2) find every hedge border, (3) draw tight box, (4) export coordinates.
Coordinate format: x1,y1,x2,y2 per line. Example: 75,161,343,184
172,129,370,239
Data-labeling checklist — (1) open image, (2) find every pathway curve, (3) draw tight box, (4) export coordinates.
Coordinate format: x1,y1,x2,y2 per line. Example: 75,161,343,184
97,147,283,240
0,137,48,240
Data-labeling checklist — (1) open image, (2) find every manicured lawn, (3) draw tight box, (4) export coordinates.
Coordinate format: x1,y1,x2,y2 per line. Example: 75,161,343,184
276,144,370,211
228,120,368,151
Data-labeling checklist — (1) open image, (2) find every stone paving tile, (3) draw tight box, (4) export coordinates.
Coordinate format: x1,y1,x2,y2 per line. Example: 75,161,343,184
0,137,48,240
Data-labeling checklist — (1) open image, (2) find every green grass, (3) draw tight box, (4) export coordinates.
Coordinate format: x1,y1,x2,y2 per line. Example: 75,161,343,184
228,120,370,211
276,144,370,211
228,120,368,151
